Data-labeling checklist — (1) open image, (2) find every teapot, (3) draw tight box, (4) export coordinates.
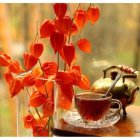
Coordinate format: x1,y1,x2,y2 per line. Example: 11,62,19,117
91,65,139,116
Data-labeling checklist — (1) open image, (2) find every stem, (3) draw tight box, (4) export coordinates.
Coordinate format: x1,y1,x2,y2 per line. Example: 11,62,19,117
57,52,60,71
64,62,67,71
38,59,48,97
44,116,51,130
68,3,81,43
35,107,42,120
33,21,39,44
26,88,31,97
28,109,33,116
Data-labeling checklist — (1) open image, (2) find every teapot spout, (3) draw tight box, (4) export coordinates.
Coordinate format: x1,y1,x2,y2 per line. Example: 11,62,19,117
127,87,139,104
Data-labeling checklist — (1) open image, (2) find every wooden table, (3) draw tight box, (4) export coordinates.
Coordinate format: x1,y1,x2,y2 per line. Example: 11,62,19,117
52,105,140,136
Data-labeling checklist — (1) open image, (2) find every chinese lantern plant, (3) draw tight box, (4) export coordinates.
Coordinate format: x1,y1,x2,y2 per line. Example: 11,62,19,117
0,3,100,137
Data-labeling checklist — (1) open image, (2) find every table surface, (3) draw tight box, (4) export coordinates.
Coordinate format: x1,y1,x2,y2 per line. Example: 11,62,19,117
53,105,140,137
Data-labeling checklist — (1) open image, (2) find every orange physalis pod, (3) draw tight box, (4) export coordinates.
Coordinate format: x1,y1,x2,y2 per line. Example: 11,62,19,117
77,38,91,53
63,43,75,67
23,52,38,71
71,23,78,35
42,61,58,76
50,31,65,53
87,7,100,24
58,84,74,110
10,78,22,97
40,20,55,38
35,76,47,88
4,71,14,85
74,10,88,29
22,73,36,87
68,65,81,85
36,117,48,126
0,53,11,66
23,114,37,129
30,91,47,107
59,47,65,61
43,97,54,117
77,74,90,90
30,43,44,58
9,60,24,74
55,16,72,35
35,78,54,97
44,80,54,97
60,84,74,102
53,3,67,19
33,124,49,137
55,71,74,85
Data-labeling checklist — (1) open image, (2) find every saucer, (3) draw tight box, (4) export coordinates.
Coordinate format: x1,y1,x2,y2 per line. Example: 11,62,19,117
63,109,120,129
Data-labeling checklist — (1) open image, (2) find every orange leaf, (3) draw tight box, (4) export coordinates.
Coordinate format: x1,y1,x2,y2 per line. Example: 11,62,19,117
30,91,47,107
77,38,91,53
77,74,90,90
42,61,58,76
55,71,74,85
40,20,55,38
30,43,44,58
74,10,88,29
23,114,37,129
50,31,65,53
53,3,67,19
22,73,36,87
9,60,24,74
24,52,38,71
0,53,11,66
10,78,22,97
87,7,100,24
63,43,75,66
43,98,54,117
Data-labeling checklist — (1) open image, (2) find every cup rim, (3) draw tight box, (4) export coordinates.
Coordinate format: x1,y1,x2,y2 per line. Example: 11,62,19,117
75,91,112,101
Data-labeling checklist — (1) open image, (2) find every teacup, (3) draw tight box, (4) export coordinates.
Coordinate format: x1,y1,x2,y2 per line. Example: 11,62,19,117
75,91,122,125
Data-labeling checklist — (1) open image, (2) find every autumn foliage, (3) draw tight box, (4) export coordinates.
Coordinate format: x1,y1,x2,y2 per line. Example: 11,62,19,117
0,3,100,137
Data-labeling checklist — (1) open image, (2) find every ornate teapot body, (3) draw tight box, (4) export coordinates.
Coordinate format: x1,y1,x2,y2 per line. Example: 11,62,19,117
91,65,139,116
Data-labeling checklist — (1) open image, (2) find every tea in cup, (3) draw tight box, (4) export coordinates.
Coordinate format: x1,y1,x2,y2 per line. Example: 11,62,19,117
75,91,122,126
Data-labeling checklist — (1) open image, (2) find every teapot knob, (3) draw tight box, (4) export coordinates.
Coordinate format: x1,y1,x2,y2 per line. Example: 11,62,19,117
111,71,119,80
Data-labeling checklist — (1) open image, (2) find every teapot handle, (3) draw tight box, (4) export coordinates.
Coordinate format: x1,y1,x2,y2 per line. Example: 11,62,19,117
122,74,137,83
103,65,139,78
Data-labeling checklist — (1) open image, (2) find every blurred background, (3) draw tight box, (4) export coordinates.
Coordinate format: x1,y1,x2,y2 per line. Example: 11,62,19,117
0,3,140,136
